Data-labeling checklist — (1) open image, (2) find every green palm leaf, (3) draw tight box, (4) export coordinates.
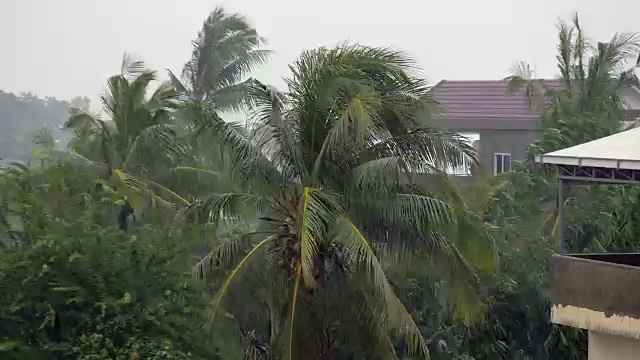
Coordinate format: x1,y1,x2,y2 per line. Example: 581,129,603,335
331,216,430,358
210,234,279,319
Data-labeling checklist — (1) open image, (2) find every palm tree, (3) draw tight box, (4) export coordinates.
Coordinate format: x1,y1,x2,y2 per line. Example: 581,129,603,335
190,45,496,359
65,55,188,225
157,7,270,200
507,13,640,139
169,6,270,110
66,54,185,176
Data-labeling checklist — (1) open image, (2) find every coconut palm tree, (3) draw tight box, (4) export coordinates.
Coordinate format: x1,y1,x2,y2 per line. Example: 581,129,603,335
66,54,185,176
64,55,189,227
169,6,270,110
507,13,640,135
158,7,270,200
190,44,496,359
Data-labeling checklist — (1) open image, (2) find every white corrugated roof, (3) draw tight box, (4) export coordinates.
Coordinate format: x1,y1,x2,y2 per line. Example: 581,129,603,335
535,127,640,170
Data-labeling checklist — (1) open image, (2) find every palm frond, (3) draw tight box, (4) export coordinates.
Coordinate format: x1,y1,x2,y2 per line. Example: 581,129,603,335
148,81,181,110
65,110,102,129
120,53,147,78
100,75,129,126
248,80,306,182
192,230,278,279
188,100,285,192
114,169,187,210
364,128,475,173
183,6,269,102
210,234,279,319
122,124,187,170
191,192,274,225
171,166,222,178
346,156,407,198
556,17,575,89
65,110,115,173
217,49,272,89
129,69,156,101
389,193,455,231
207,80,253,112
298,188,342,287
330,216,429,358
167,69,188,93
347,287,399,359
324,90,380,153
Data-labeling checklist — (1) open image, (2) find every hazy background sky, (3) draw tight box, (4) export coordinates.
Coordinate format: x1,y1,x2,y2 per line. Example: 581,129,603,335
1,0,639,105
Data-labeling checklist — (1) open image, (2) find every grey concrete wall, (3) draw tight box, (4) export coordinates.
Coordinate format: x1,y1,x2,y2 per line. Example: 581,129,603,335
428,115,541,176
475,129,539,175
444,127,540,176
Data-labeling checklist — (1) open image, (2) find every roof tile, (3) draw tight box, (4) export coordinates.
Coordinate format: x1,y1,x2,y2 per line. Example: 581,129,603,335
430,79,563,121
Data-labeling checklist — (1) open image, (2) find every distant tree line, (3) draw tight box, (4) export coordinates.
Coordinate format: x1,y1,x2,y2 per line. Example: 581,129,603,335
0,92,91,160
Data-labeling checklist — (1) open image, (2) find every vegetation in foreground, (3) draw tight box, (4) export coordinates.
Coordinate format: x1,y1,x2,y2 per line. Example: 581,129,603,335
1,9,640,360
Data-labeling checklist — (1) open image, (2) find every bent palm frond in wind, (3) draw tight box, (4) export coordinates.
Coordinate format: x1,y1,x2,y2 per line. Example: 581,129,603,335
173,6,271,112
191,44,496,359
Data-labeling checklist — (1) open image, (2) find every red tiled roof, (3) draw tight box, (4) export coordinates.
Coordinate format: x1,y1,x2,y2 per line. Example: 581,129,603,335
430,79,564,121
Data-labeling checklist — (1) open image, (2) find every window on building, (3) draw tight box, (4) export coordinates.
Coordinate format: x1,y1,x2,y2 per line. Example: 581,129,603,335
494,153,511,175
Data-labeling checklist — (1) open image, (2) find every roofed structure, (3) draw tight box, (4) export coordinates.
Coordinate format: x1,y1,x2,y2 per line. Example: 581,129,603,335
536,127,640,171
537,127,640,184
429,79,563,130
537,126,640,255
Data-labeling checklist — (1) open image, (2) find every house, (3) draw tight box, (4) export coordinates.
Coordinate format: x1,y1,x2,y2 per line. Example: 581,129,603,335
429,80,640,176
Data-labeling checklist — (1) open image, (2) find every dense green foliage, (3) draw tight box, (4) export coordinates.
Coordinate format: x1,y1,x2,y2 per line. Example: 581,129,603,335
0,163,218,359
1,9,639,360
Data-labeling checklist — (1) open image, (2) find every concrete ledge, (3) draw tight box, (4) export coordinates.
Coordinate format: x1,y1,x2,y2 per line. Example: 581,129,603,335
552,305,640,339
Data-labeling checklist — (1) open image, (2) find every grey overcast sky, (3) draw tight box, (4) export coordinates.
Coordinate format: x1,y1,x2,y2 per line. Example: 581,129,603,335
1,0,639,104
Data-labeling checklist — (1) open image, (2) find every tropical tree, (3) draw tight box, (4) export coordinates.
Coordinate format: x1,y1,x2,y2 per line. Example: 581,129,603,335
157,6,271,200
169,6,271,110
190,44,497,359
62,55,191,227
507,13,640,145
65,54,184,177
0,160,221,359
